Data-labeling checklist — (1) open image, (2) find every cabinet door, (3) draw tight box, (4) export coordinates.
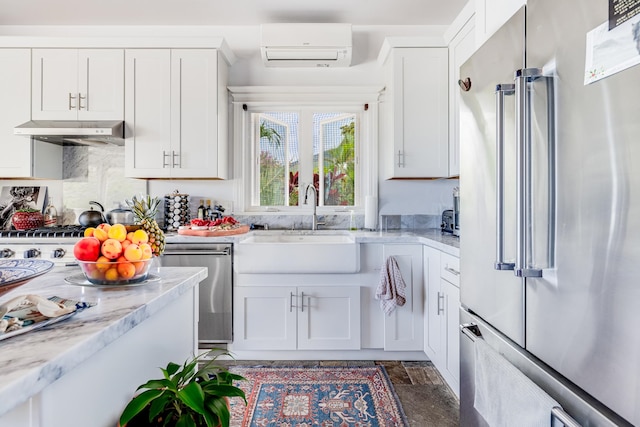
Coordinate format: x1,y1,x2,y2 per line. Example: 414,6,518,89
170,49,225,178
382,244,424,351
443,278,460,396
0,49,61,179
475,0,525,46
77,49,124,120
423,246,444,365
297,286,361,350
32,49,78,120
385,48,448,178
448,17,476,177
124,49,172,178
233,286,297,350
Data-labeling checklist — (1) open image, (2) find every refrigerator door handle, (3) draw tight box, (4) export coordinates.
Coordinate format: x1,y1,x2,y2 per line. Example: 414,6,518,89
515,68,546,278
552,406,582,427
495,83,516,271
460,322,482,341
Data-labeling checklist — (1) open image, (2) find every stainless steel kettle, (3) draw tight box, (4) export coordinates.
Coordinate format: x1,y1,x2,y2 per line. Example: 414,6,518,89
78,201,106,227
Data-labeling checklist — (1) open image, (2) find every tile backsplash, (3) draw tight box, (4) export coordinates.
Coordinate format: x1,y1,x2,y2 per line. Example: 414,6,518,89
61,146,146,224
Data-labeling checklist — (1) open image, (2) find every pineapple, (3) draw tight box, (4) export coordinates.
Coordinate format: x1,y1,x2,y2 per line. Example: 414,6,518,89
126,195,165,257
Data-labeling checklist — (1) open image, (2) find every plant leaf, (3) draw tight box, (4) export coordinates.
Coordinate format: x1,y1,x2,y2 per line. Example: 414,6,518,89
176,413,197,427
206,397,230,427
177,381,207,415
137,378,176,393
201,384,247,402
119,389,164,425
165,361,181,376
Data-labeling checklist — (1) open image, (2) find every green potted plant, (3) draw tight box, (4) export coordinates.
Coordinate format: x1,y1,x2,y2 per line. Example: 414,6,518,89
119,349,246,427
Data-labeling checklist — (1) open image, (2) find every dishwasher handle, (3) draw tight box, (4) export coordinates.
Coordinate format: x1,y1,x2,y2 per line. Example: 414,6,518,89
162,248,231,256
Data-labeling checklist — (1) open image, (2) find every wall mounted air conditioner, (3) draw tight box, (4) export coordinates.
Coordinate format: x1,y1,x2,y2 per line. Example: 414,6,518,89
260,23,352,67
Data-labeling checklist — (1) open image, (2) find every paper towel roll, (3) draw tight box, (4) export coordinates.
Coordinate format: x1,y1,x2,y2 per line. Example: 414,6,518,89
364,196,378,230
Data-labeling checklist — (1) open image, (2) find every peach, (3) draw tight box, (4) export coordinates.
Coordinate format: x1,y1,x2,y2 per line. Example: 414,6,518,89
93,227,108,242
104,267,119,281
83,227,96,237
131,229,149,245
117,262,136,279
95,255,112,272
121,239,131,250
133,261,146,274
96,223,111,233
139,243,153,260
107,223,128,242
126,231,135,242
88,268,104,280
101,238,123,260
124,243,143,261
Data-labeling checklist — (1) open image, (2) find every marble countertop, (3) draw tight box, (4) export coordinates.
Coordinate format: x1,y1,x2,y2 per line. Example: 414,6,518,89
166,228,460,256
0,265,208,418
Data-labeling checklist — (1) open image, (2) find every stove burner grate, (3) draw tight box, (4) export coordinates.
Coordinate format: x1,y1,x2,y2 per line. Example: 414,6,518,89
0,225,86,238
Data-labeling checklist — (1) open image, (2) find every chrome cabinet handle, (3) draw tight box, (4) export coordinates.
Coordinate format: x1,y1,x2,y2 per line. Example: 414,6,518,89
444,266,460,276
437,292,445,315
397,150,405,168
68,93,76,110
172,151,180,168
514,68,545,278
79,93,86,110
290,292,296,312
495,83,516,271
300,291,305,312
163,151,170,168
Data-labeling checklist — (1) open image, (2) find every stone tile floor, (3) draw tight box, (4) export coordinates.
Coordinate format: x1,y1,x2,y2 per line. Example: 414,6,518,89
217,359,460,426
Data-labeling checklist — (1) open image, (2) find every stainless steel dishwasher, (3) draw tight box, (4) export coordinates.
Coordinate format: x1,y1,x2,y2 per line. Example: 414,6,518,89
160,243,233,343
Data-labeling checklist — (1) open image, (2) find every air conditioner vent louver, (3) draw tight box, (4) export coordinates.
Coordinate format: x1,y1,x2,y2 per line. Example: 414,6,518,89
260,23,352,68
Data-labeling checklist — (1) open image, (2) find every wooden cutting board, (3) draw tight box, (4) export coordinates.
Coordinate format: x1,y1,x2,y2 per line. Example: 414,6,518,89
177,224,250,237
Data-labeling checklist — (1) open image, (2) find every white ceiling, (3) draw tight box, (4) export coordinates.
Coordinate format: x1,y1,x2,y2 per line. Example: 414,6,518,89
0,0,469,26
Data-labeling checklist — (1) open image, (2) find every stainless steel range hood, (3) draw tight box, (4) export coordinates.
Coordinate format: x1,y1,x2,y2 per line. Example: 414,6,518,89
14,120,125,146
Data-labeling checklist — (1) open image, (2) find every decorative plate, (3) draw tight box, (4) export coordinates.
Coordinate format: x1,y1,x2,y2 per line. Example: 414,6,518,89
0,259,55,296
0,296,95,341
64,273,161,288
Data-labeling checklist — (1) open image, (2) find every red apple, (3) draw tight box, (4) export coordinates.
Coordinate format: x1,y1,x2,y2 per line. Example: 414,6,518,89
73,237,101,261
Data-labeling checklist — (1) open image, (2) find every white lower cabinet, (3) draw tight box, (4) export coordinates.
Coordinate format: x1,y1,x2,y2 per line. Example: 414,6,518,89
234,286,360,351
381,244,424,351
424,247,461,396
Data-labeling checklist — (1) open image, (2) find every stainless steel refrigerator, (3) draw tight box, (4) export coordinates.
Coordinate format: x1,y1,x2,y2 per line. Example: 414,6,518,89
459,1,640,426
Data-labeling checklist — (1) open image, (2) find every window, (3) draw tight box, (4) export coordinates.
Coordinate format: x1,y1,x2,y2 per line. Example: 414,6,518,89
231,87,379,214
254,111,357,208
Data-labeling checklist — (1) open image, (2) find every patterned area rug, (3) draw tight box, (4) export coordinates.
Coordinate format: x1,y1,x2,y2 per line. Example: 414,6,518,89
229,366,409,427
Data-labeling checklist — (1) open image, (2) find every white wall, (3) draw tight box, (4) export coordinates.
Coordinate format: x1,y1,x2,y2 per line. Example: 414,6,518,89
0,24,458,224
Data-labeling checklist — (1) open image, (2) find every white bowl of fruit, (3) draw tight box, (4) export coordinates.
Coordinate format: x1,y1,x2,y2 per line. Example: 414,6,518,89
73,223,155,285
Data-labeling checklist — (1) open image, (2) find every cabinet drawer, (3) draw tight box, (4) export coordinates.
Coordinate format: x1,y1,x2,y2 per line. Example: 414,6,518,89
440,253,460,287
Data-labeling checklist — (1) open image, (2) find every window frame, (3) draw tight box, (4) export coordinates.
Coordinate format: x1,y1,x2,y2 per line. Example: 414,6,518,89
229,86,381,215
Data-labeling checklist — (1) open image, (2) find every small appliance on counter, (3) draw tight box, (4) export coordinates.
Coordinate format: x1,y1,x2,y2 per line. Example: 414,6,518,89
441,210,455,234
453,186,460,236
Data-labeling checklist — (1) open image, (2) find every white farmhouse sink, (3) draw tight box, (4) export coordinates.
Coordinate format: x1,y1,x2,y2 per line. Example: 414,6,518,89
234,231,360,274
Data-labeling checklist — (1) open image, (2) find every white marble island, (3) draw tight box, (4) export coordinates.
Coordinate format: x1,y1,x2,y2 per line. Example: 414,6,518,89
0,265,207,427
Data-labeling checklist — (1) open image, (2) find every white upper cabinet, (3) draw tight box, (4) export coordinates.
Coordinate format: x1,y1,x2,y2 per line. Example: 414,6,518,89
125,49,228,179
380,44,449,179
32,49,124,120
475,0,525,47
448,16,476,177
0,49,61,179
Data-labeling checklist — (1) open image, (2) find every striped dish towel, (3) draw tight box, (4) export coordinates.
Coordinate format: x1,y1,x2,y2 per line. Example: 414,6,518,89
376,256,407,315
